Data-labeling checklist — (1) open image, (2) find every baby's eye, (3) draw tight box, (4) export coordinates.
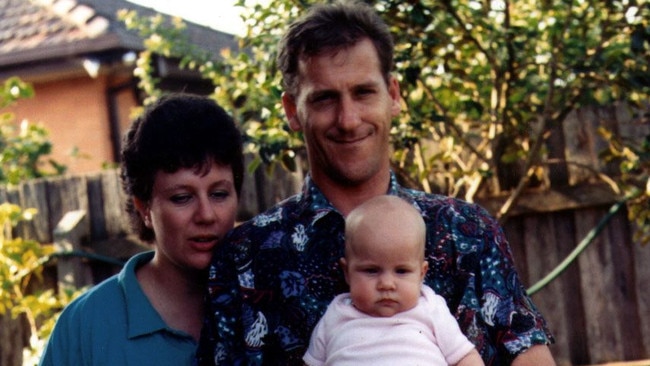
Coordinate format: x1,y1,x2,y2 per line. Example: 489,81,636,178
362,267,379,274
395,268,411,275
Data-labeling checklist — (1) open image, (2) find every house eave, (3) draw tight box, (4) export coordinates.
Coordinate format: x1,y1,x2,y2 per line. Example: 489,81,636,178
0,33,141,69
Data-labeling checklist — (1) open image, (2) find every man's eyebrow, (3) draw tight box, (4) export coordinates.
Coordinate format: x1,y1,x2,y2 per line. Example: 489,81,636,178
355,81,380,89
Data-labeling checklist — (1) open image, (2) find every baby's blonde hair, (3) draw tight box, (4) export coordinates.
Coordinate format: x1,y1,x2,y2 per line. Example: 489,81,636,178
344,195,426,259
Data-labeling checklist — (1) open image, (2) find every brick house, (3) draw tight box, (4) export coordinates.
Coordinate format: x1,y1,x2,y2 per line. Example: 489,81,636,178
0,0,236,174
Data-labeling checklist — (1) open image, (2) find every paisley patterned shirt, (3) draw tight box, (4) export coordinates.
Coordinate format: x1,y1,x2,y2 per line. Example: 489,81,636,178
197,173,554,365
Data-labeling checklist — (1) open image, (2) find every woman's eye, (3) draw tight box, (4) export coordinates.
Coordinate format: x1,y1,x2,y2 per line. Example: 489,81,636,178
210,190,230,200
170,194,191,204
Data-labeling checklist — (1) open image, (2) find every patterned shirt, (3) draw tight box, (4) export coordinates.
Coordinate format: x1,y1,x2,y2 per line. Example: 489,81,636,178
197,173,554,365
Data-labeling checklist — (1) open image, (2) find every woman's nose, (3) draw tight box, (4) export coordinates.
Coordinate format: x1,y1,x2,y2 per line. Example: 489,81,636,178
195,197,217,223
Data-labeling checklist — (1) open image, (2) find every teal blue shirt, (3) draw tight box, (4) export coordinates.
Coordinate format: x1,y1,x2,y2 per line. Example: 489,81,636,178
40,251,198,366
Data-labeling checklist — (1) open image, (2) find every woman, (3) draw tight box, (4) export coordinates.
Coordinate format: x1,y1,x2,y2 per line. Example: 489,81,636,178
40,94,244,365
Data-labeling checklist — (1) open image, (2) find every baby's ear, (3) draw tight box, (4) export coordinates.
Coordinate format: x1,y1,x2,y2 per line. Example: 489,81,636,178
420,261,429,280
340,258,350,284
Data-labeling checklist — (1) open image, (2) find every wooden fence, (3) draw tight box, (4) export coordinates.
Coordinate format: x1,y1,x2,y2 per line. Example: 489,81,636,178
1,103,649,365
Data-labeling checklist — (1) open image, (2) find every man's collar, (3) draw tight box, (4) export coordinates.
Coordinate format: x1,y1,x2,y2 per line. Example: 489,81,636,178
299,171,403,216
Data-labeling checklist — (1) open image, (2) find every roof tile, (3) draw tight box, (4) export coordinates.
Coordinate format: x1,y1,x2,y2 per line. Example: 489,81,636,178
0,0,236,68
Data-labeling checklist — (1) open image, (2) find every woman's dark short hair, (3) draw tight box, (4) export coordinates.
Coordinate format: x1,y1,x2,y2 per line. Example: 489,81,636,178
120,93,244,242
277,0,394,96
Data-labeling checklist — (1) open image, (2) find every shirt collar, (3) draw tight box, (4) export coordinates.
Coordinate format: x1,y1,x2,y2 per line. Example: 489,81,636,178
117,251,172,339
299,171,404,217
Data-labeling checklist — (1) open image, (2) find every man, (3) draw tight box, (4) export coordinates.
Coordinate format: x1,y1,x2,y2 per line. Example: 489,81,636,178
198,1,555,365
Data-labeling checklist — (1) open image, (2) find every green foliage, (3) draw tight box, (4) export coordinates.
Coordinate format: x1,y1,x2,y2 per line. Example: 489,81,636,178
121,0,650,224
219,0,650,199
118,9,212,106
599,126,650,246
0,203,81,364
0,77,66,185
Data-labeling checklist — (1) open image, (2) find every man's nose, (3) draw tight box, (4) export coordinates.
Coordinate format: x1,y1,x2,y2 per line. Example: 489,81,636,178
337,96,361,130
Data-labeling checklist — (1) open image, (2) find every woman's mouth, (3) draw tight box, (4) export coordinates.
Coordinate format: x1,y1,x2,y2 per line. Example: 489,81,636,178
189,236,219,250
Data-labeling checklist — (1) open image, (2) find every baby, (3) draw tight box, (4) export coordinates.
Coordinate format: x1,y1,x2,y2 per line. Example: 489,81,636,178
304,195,484,366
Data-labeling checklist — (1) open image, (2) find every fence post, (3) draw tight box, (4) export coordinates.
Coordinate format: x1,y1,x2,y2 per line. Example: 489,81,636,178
53,210,93,293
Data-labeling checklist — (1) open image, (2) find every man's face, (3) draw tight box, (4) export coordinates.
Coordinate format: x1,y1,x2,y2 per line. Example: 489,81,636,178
282,38,401,188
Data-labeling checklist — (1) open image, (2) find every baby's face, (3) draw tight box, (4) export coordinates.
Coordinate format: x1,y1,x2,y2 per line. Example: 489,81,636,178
342,231,427,317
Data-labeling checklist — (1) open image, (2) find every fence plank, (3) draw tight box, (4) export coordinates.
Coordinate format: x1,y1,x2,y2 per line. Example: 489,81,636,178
45,175,89,241
632,232,650,357
254,157,304,213
99,170,130,237
606,211,645,360
577,208,624,363
524,213,573,365
0,312,28,366
238,155,261,220
86,173,109,241
561,108,593,185
557,211,590,365
18,178,51,243
53,210,93,291
85,171,130,242
504,216,529,285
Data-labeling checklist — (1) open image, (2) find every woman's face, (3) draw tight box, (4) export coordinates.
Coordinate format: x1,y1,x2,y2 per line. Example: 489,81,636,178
137,161,238,272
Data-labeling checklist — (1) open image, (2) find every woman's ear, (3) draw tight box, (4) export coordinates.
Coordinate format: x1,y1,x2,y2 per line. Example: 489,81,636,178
133,197,151,228
282,92,302,132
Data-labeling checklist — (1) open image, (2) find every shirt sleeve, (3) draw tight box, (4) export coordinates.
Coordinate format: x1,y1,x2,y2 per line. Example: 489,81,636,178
302,315,328,366
422,286,477,365
424,196,554,363
39,298,86,366
471,204,554,358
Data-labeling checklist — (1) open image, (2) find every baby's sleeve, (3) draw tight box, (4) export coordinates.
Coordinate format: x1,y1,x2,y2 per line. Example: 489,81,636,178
303,314,328,366
425,286,477,365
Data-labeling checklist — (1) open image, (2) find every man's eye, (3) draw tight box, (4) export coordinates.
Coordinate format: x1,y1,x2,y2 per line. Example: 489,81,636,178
357,88,375,96
314,95,330,102
311,93,336,105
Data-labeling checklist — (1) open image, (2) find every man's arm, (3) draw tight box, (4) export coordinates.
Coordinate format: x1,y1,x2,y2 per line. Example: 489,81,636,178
512,345,556,366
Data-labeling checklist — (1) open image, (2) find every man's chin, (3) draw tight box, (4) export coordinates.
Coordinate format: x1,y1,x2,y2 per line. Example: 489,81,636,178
327,164,377,186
